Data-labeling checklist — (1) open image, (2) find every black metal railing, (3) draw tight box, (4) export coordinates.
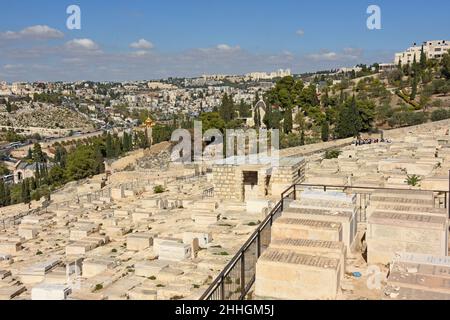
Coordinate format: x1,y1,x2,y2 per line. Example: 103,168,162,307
200,183,449,300
202,187,215,199
294,183,449,221
200,185,295,300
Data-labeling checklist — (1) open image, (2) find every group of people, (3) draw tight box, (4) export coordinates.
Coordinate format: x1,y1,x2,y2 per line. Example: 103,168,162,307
354,138,392,146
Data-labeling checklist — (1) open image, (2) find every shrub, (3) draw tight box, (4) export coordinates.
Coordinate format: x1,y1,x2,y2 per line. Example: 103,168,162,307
325,149,342,159
94,284,103,291
405,174,422,187
153,185,165,194
431,109,450,122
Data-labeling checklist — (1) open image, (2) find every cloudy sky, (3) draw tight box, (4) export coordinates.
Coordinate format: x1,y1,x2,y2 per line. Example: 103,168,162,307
0,0,449,82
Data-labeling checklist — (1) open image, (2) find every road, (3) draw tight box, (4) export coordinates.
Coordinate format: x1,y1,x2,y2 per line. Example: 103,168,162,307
1,130,105,159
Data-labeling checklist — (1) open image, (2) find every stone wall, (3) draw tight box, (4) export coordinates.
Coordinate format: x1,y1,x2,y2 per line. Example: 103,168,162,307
271,158,306,196
212,164,241,201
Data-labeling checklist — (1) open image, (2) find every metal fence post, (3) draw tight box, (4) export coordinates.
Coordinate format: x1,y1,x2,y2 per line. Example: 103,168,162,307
220,275,225,300
240,253,246,298
256,232,261,258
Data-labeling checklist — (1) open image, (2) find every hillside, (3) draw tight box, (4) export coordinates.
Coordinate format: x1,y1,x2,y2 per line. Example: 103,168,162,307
0,105,94,129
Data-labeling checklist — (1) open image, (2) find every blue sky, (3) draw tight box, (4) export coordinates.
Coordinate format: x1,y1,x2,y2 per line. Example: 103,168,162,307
0,0,449,81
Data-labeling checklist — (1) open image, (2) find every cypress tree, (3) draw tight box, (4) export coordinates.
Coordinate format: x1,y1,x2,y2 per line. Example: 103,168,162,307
35,164,40,185
321,121,330,142
335,96,362,139
27,148,33,160
283,107,293,134
420,45,427,70
105,133,113,158
4,184,10,206
300,129,305,146
21,181,26,203
0,180,5,207
411,76,418,100
23,180,31,204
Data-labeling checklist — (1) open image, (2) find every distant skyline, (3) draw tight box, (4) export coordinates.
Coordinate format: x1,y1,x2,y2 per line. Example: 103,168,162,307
0,0,449,82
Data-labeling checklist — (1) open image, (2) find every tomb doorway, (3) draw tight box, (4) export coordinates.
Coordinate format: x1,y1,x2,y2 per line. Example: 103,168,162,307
243,171,259,201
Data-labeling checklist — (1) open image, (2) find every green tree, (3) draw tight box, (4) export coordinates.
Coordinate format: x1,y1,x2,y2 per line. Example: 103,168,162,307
21,179,31,204
218,94,236,123
49,165,65,185
54,145,67,168
26,148,33,160
200,112,226,133
420,45,427,70
0,180,5,207
410,76,418,100
283,107,293,133
238,99,251,118
300,129,305,146
105,133,113,158
321,121,330,142
32,143,45,163
441,51,450,80
65,145,105,181
335,96,363,139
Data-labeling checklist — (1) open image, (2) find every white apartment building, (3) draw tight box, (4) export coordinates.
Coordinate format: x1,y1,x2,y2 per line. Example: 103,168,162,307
0,81,11,96
336,66,363,74
246,69,291,81
395,40,450,65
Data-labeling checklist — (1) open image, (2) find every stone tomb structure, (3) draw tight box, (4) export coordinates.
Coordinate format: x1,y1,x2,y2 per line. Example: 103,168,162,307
212,156,305,201
366,190,449,265
255,190,357,300
384,253,450,300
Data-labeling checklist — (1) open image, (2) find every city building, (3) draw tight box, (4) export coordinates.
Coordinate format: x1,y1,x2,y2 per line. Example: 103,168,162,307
395,40,450,65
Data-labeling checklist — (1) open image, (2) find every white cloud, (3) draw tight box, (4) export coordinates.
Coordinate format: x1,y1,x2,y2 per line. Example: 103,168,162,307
308,51,339,61
307,48,363,61
3,64,23,70
130,39,154,50
65,38,99,51
296,29,305,37
0,25,64,40
216,44,240,51
130,50,150,57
